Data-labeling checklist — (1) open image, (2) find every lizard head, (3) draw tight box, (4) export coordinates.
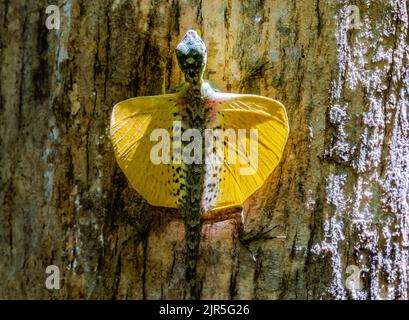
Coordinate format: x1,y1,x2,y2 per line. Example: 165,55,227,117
176,29,207,85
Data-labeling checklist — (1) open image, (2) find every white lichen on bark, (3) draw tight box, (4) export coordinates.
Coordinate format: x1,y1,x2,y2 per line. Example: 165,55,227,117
312,0,409,299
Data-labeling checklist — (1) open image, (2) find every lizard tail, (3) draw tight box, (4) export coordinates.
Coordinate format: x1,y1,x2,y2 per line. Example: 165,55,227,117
183,206,203,300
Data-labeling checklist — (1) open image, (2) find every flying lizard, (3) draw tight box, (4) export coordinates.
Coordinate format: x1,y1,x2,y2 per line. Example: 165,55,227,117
110,29,289,299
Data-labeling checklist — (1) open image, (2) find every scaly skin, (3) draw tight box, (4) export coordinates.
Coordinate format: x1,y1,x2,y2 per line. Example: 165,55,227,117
175,30,208,299
180,84,206,299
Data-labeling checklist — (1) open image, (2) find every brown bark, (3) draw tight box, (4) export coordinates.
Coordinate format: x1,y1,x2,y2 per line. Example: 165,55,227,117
0,0,408,299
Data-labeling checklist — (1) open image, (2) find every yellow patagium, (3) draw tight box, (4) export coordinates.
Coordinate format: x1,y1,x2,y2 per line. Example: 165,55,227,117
110,30,289,213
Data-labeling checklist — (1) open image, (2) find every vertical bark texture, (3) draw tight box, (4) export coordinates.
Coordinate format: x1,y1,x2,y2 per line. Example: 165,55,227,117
0,0,408,299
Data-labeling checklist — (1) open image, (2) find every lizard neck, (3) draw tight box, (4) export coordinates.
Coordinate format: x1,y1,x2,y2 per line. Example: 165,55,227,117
186,76,203,94
182,78,205,127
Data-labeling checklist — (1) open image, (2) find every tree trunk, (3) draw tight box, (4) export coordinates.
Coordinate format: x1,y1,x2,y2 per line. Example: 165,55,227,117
0,0,408,299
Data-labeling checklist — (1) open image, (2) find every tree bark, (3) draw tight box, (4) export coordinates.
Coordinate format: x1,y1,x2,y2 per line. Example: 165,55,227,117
0,0,408,299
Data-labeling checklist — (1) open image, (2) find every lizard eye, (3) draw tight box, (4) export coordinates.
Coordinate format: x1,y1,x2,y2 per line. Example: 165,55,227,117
191,51,201,59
